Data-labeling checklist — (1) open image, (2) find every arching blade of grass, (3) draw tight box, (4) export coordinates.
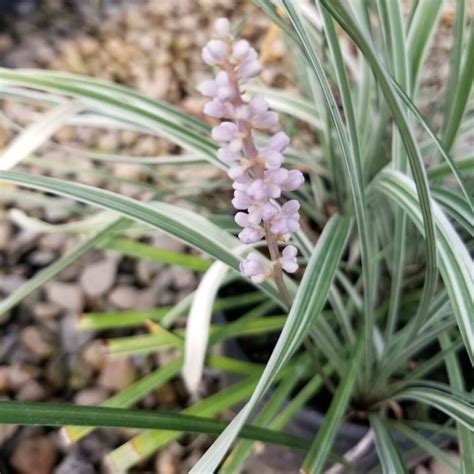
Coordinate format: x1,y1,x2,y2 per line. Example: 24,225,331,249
0,400,309,451
220,359,328,474
0,170,283,306
443,1,473,151
324,1,469,204
432,187,473,234
406,0,442,94
100,237,212,272
392,385,473,430
387,79,470,203
439,333,474,474
0,69,210,133
391,421,458,471
320,0,441,331
191,215,352,473
105,375,262,471
78,293,266,331
369,415,408,474
376,0,410,346
106,356,308,471
428,155,474,180
375,170,473,363
0,69,222,169
0,101,81,170
302,332,365,473
62,356,183,443
246,84,321,129
62,354,263,445
281,1,375,380
0,217,126,320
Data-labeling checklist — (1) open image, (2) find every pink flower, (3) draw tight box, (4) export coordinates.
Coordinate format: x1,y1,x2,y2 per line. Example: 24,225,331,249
240,253,270,283
280,245,298,273
217,147,239,164
247,200,279,224
267,131,290,152
281,169,305,191
247,169,287,200
200,71,235,103
236,48,262,81
232,39,251,59
202,39,229,65
260,149,283,169
270,200,300,235
214,18,230,38
248,95,279,129
211,122,239,142
227,164,248,182
232,189,253,210
203,99,230,119
234,212,265,244
257,131,290,169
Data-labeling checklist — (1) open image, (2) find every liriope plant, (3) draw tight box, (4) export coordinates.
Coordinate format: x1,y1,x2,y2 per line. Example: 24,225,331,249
0,1,472,473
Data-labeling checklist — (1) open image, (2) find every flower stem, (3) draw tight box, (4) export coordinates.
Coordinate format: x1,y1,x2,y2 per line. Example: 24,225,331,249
264,223,292,310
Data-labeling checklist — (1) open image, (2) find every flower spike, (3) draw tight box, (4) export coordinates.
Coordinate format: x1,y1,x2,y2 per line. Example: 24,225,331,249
201,18,304,284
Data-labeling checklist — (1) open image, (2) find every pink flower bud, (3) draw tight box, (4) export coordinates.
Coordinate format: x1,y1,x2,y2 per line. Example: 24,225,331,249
270,200,300,235
199,80,217,97
232,190,253,210
233,40,250,59
248,177,280,200
217,147,238,163
281,169,304,191
227,165,246,181
248,94,268,114
248,201,278,224
203,40,228,65
212,122,238,142
253,111,279,129
260,149,283,169
203,99,228,118
238,226,265,244
240,253,269,283
267,131,290,152
280,245,298,273
237,51,262,81
282,199,300,215
214,18,230,38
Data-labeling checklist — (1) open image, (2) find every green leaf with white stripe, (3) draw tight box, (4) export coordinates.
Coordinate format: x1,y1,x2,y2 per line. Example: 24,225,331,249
302,332,365,473
393,385,473,431
375,170,473,363
191,215,352,473
370,415,408,474
0,69,221,169
0,170,283,305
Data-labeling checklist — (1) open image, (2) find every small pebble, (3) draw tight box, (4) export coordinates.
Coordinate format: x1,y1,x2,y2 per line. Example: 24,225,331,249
20,326,55,359
81,340,106,371
98,357,136,391
17,379,48,401
74,387,109,406
46,281,84,312
10,436,57,474
108,285,139,310
79,258,117,298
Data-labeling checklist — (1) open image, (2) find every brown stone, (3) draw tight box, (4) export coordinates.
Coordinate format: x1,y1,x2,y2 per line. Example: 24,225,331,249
98,357,136,391
10,436,57,474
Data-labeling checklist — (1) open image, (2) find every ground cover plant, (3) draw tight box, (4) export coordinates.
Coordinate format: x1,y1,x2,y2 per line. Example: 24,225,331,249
0,0,472,472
